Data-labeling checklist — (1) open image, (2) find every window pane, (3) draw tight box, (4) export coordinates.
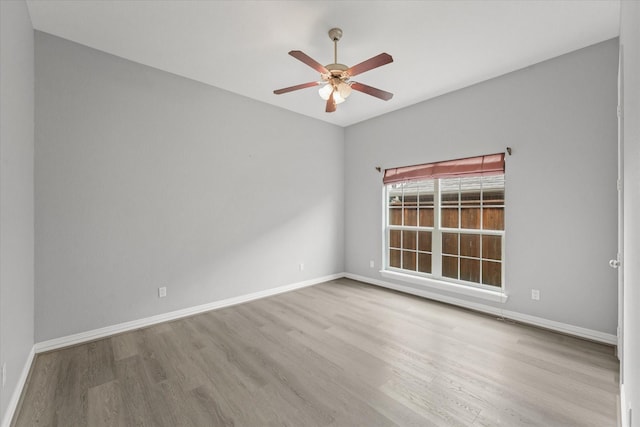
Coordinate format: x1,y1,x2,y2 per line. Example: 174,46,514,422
461,208,481,229
404,195,418,206
441,177,461,193
460,258,480,283
418,193,434,207
418,231,432,252
389,230,401,248
482,260,502,287
442,233,458,255
483,207,504,230
402,181,419,196
417,180,435,202
441,192,459,206
389,208,402,225
402,230,416,250
482,235,502,260
482,175,504,191
441,208,459,228
402,251,416,270
483,189,504,206
461,190,481,205
460,234,480,258
442,255,458,279
389,194,402,206
419,208,434,227
404,208,418,226
418,253,432,273
460,176,482,192
389,249,401,268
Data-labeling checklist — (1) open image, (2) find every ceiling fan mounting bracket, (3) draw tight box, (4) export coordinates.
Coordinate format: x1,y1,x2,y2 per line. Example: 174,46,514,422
328,28,343,42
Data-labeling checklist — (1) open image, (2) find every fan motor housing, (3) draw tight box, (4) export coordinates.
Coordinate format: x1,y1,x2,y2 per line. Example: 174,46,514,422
324,63,349,78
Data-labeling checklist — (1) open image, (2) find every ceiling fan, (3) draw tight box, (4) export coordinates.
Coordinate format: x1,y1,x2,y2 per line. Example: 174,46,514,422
273,28,394,113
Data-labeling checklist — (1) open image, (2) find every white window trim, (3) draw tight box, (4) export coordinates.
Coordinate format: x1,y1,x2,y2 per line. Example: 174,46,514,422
379,269,508,303
381,177,507,303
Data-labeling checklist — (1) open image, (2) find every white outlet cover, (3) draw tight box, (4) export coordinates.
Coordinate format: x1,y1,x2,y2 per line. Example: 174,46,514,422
370,260,375,268
158,287,167,298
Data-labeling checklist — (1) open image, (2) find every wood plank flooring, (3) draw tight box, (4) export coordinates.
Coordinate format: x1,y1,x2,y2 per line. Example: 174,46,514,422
12,278,619,426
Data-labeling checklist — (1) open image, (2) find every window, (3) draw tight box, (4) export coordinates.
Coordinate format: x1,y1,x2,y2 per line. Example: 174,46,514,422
384,154,505,292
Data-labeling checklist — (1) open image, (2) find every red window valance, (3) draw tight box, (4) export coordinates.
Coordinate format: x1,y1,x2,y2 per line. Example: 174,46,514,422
383,153,505,185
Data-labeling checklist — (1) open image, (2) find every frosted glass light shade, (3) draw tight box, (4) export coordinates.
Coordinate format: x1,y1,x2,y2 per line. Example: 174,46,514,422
318,84,333,100
337,82,352,99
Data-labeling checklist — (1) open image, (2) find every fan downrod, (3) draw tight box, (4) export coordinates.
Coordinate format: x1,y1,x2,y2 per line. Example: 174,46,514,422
326,28,346,73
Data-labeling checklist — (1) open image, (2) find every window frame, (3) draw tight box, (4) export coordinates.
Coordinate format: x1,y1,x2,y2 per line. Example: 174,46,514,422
382,175,507,302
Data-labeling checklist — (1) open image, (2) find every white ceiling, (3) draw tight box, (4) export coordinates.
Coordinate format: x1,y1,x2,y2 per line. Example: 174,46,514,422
26,0,620,127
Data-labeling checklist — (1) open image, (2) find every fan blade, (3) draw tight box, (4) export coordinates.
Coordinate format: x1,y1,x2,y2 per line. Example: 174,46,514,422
347,53,393,77
273,81,321,95
289,50,329,74
326,91,337,113
351,82,393,101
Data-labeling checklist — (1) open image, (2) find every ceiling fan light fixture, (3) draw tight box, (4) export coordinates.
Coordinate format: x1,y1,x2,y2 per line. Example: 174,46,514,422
320,80,350,103
318,83,333,100
337,81,352,99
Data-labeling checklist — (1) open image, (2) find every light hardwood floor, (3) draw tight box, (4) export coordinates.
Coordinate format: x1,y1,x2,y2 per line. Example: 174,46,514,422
12,278,619,426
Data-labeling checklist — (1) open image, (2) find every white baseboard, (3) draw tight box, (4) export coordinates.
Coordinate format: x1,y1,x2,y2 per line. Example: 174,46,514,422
35,273,344,353
345,273,617,345
1,345,35,427
32,270,617,352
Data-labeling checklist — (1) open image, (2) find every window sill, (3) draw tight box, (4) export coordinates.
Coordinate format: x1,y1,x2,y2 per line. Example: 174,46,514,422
379,270,508,303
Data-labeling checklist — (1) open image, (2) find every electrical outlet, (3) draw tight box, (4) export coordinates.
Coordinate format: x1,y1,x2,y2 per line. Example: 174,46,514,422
2,362,6,388
299,263,304,271
531,289,540,301
158,287,167,298
369,260,375,268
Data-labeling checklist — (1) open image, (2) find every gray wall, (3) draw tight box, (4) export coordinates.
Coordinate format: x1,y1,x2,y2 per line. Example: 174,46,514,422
621,2,640,425
35,33,344,342
345,39,619,334
0,0,35,420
